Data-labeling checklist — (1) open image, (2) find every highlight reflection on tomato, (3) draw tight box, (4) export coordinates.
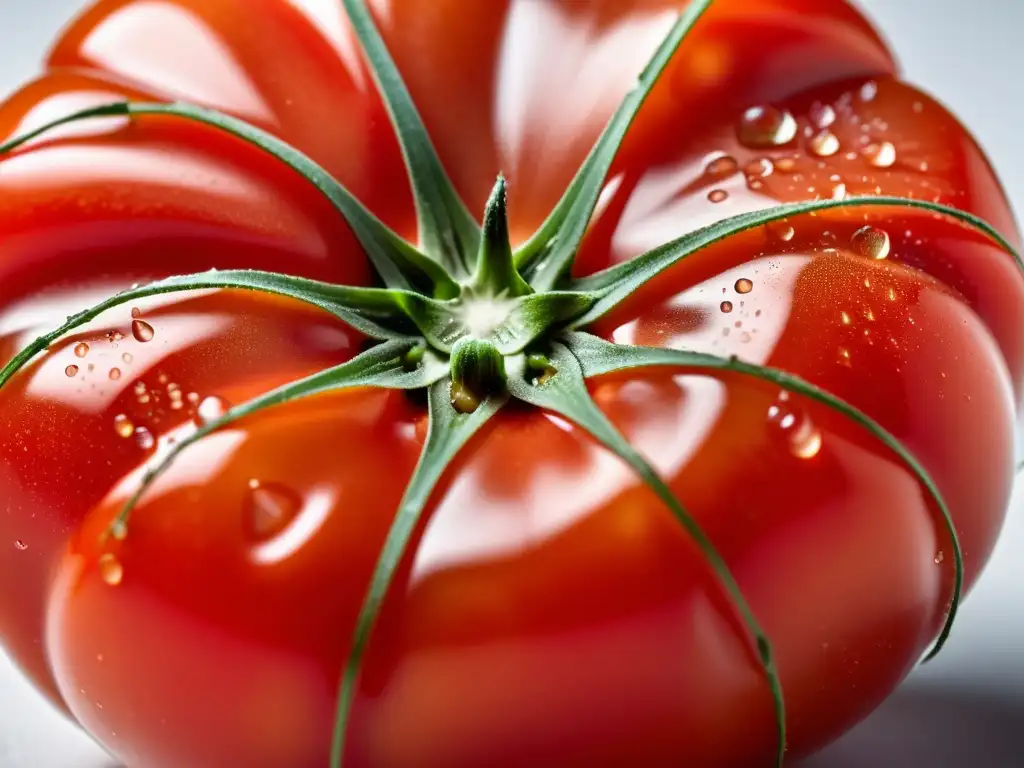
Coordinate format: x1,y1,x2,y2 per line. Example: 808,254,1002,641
0,1,1020,767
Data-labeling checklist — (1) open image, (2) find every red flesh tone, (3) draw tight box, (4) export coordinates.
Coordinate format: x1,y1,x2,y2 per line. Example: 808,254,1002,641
0,1,1020,766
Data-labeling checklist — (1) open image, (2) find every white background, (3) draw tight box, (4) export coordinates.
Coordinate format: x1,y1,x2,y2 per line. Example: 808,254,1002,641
1,1,1023,765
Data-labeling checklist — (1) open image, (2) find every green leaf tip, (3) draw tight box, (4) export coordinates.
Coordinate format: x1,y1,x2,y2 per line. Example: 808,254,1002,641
471,175,532,298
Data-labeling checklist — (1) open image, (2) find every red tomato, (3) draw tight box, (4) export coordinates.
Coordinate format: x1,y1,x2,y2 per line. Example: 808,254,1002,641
0,1,1020,766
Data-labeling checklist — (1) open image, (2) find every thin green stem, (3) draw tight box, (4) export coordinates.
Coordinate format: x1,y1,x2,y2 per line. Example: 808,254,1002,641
341,0,481,275
0,101,460,299
331,381,507,766
564,331,963,661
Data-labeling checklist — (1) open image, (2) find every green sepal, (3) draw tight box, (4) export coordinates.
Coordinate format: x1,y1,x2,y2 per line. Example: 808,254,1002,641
563,331,963,662
106,339,447,535
516,0,715,290
341,0,481,276
0,101,460,299
0,269,444,394
470,176,533,298
330,379,508,767
399,291,594,354
568,196,1023,328
507,340,786,767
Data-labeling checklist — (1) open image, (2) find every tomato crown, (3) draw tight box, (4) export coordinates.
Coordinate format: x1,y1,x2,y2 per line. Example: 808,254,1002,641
2,0,1020,765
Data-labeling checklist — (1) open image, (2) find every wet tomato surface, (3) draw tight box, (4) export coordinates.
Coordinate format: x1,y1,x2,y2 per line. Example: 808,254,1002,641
0,1,1020,766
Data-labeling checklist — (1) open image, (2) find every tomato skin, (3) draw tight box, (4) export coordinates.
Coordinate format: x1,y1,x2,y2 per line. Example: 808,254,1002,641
0,1,1021,767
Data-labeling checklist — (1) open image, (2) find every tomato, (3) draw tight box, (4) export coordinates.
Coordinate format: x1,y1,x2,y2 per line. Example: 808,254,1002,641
0,1,1020,766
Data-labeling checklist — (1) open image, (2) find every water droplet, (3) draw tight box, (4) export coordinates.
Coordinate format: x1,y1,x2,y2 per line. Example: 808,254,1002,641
65,365,79,378
98,554,123,586
122,353,133,364
707,189,729,204
852,226,891,260
768,221,795,242
809,102,837,128
934,551,945,564
113,414,135,439
720,301,734,313
110,521,128,542
14,540,27,551
135,427,155,451
131,320,155,343
737,105,797,147
130,307,142,319
735,278,754,294
837,347,852,367
109,368,122,381
809,130,840,157
863,142,896,168
745,158,774,178
768,394,823,459
195,396,230,426
187,392,201,405
840,311,852,325
859,81,878,102
244,482,302,542
74,343,90,358
774,156,798,173
831,183,848,200
706,155,738,177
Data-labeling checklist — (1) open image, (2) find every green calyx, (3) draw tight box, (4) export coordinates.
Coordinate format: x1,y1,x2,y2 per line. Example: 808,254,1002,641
0,0,1018,765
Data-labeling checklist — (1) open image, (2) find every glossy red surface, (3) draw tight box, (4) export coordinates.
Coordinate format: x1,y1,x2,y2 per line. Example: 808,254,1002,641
0,1,1020,766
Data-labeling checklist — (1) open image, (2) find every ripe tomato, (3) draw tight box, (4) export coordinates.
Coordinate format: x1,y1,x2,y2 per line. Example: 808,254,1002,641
0,1,1020,766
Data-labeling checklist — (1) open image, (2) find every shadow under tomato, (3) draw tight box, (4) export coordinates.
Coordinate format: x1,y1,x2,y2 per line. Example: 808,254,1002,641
801,682,1024,767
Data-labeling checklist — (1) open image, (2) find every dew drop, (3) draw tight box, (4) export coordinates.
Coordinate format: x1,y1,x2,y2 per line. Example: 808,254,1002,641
837,347,852,367
113,414,135,439
809,130,840,157
98,554,123,586
110,521,128,542
14,540,27,551
737,105,797,148
122,353,133,364
707,189,729,204
768,394,823,460
859,81,878,102
934,551,945,565
840,311,852,325
65,365,79,378
863,141,896,168
135,426,155,451
745,158,774,178
195,396,230,426
852,225,891,260
706,155,739,177
244,482,302,542
774,156,798,173
735,278,754,294
109,368,122,381
809,102,837,128
74,343,90,358
831,183,848,200
768,221,795,242
131,320,155,343
131,307,142,319
720,301,734,313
